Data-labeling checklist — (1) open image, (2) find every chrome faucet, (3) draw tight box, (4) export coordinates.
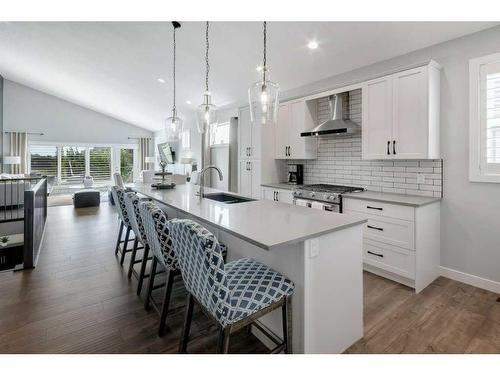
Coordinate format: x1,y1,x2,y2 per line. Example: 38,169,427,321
197,165,223,199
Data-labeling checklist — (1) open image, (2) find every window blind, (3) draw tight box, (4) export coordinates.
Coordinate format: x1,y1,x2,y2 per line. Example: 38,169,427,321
29,145,58,176
61,146,86,183
89,147,112,181
487,72,500,165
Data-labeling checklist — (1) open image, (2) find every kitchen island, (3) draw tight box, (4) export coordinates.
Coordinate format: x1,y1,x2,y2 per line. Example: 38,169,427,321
131,182,366,354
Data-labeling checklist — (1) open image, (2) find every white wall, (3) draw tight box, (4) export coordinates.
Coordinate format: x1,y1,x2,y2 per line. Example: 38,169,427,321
2,80,152,152
276,25,500,284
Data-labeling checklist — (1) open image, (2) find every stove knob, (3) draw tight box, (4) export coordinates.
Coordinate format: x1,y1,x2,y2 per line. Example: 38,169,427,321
295,191,302,196
327,195,335,201
309,192,315,198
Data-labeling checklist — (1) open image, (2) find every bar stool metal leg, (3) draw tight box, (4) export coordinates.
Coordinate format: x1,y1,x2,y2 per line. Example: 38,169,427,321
144,257,158,310
158,270,176,337
136,244,150,296
115,221,124,255
120,226,131,266
127,238,139,279
282,297,292,354
179,293,195,353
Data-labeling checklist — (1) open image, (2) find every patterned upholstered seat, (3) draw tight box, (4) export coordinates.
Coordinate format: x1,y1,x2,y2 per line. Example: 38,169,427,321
110,186,133,226
169,219,294,328
123,192,148,245
139,201,178,271
224,258,294,325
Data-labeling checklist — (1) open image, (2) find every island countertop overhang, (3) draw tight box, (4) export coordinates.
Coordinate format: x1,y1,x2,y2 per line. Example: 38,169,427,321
130,182,367,250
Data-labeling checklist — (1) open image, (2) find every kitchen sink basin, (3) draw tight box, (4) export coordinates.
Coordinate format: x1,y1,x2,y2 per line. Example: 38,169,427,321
203,193,255,204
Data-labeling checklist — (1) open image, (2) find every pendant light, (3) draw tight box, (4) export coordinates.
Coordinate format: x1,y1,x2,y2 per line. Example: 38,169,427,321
196,21,218,134
248,21,279,125
165,21,183,141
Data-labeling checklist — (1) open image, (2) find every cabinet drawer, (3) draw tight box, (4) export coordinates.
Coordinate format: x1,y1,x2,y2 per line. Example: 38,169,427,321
363,215,414,250
343,198,414,221
363,239,415,279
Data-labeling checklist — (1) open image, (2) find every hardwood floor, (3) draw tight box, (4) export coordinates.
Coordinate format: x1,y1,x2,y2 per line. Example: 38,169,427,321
0,202,499,354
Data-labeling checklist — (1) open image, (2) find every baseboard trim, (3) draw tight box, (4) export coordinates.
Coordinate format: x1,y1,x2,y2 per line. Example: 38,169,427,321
440,266,500,294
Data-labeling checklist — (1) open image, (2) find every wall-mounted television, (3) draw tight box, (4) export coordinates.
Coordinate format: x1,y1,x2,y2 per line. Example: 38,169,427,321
157,143,175,164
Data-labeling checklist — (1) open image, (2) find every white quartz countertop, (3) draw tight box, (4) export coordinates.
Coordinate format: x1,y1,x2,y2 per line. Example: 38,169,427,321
131,183,366,250
343,190,441,207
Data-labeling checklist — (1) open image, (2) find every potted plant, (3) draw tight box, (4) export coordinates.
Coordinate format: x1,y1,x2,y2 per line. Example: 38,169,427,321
0,236,9,247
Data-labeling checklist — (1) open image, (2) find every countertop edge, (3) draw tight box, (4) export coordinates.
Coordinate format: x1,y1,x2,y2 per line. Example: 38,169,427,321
343,192,441,207
134,188,367,250
261,183,297,190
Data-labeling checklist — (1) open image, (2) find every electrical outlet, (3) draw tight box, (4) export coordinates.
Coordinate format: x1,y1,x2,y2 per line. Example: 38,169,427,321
309,239,319,258
417,174,425,184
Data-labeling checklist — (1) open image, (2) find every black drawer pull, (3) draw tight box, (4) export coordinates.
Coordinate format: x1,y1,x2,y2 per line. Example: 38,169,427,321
387,140,391,155
367,250,384,258
367,206,383,211
367,225,384,231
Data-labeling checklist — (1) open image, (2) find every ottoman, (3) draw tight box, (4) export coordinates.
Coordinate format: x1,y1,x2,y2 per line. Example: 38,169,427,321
73,189,101,208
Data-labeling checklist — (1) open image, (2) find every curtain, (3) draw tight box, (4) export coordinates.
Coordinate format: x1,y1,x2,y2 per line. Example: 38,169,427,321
9,132,28,174
138,137,152,171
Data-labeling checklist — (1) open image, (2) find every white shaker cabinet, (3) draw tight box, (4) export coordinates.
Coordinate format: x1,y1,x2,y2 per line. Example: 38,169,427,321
262,187,294,204
275,100,317,160
238,107,261,159
238,159,261,199
362,61,441,160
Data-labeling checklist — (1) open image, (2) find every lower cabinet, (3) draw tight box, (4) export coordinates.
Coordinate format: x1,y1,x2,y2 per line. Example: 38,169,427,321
261,187,294,204
343,197,440,293
238,160,261,199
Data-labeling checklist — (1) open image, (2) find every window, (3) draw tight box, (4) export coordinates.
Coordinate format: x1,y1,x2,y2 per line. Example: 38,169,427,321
210,122,230,146
470,52,500,182
61,146,86,183
29,144,58,176
89,147,112,181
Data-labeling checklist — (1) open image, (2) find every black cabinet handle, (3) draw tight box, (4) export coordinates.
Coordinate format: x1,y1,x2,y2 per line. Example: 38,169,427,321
367,206,383,211
393,140,396,155
276,191,279,201
367,250,384,258
367,225,384,231
248,162,252,171
387,140,391,155
288,146,291,157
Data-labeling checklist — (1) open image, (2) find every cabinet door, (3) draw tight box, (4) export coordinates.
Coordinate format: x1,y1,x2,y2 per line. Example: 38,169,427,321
239,107,252,159
362,77,393,159
275,103,290,159
249,160,261,199
262,187,276,201
276,189,294,204
238,160,252,197
289,100,317,159
392,67,428,159
250,114,261,158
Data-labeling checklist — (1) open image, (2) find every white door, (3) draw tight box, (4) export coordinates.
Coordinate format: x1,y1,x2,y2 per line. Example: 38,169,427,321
239,107,252,159
362,77,394,159
239,160,252,197
275,103,290,159
249,160,261,199
392,67,428,159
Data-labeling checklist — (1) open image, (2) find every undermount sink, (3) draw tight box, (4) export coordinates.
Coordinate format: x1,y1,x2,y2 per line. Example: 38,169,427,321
203,193,255,204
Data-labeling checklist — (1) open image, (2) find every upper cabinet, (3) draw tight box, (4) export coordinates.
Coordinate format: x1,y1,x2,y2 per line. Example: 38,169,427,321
274,100,317,159
362,62,441,160
239,106,261,159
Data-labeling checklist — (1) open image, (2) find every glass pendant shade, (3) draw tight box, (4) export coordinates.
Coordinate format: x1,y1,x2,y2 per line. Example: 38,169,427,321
196,92,218,134
248,73,280,125
165,109,183,141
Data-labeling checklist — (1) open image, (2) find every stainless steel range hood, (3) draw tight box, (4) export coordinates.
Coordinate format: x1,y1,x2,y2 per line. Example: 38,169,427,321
301,93,360,137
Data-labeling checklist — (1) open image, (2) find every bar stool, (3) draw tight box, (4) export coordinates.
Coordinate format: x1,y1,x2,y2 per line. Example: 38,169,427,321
139,200,182,337
122,192,156,295
110,186,135,266
169,219,294,354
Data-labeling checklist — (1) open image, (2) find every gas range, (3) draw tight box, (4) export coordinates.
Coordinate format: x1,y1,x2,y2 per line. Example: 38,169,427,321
293,184,364,205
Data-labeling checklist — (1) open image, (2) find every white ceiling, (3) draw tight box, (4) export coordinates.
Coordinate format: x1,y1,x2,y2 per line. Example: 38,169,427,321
0,22,497,131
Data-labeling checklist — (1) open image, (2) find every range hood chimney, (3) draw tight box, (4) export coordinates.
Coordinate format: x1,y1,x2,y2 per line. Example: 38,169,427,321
301,93,360,137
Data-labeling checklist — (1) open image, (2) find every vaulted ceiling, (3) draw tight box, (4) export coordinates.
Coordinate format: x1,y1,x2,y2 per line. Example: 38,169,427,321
0,22,496,131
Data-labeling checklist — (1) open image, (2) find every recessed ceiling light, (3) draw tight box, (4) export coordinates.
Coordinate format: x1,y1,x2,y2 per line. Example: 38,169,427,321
186,100,192,105
307,41,319,50
157,78,166,84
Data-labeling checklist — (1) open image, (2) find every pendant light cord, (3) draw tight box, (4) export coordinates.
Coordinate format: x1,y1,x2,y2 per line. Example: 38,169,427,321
205,21,210,93
173,23,177,112
263,21,267,82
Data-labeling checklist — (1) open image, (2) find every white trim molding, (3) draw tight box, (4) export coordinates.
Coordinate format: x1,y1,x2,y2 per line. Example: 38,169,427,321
440,266,500,294
469,52,500,183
